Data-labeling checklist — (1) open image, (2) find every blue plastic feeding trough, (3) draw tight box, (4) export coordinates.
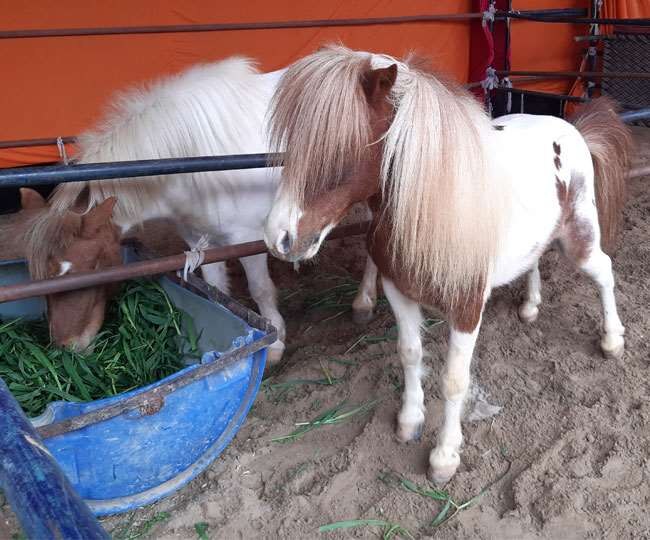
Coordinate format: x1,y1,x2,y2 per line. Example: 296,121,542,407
0,254,274,516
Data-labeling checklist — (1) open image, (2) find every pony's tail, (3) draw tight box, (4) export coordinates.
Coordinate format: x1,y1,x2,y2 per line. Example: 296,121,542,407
569,97,633,253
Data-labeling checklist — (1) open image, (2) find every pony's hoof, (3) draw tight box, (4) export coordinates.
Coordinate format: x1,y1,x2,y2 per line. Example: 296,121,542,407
601,334,624,360
352,307,374,325
428,448,460,487
266,340,285,367
396,421,423,443
518,302,539,323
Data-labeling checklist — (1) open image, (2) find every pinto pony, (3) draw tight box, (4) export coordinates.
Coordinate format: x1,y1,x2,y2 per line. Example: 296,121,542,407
264,46,632,484
14,57,377,359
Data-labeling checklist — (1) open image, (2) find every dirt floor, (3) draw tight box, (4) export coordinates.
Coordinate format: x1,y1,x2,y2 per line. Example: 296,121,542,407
1,129,649,539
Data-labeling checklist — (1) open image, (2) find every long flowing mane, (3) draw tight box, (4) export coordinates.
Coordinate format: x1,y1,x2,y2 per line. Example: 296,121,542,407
271,45,509,302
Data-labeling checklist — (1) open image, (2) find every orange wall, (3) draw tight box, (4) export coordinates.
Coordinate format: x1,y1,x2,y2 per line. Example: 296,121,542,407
0,1,472,167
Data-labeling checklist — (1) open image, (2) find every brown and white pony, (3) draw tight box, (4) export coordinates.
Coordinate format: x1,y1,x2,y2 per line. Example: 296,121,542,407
263,46,631,484
13,188,121,350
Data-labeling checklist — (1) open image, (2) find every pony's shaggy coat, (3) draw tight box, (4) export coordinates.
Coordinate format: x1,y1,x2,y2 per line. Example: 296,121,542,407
270,45,509,303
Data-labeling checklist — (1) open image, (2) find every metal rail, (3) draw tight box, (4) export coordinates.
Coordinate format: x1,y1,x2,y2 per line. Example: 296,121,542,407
0,9,589,40
0,221,369,304
0,153,280,188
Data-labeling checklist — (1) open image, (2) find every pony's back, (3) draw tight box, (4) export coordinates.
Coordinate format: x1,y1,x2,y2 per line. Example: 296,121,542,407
50,57,278,222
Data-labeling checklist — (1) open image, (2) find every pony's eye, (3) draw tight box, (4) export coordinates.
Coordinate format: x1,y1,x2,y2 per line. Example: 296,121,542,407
57,261,73,276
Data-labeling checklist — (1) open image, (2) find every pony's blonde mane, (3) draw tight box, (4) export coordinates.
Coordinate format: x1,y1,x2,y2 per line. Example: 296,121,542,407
268,46,372,204
272,45,508,302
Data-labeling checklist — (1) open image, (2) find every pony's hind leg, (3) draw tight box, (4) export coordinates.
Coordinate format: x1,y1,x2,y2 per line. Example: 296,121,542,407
382,277,426,442
576,247,625,359
429,323,481,486
352,256,378,324
239,253,286,364
518,261,542,323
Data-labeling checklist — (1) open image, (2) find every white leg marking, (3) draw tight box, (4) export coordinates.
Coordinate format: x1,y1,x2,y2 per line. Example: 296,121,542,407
352,256,378,324
429,323,482,486
239,253,286,364
382,277,425,443
579,248,625,359
201,262,230,295
518,261,542,323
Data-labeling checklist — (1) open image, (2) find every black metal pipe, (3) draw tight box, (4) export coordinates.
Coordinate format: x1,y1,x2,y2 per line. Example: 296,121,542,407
503,12,650,26
491,87,589,103
0,153,281,188
0,9,589,40
620,109,650,123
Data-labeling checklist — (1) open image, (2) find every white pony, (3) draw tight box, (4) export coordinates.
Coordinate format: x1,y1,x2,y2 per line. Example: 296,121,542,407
34,57,377,361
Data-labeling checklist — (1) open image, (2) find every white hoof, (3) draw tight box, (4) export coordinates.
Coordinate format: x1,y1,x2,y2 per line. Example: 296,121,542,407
396,409,425,443
352,307,374,325
266,340,285,367
601,333,624,360
428,447,460,486
518,302,539,323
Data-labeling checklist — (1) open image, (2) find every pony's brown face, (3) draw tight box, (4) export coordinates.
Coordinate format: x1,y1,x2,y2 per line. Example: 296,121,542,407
20,188,122,351
264,63,397,262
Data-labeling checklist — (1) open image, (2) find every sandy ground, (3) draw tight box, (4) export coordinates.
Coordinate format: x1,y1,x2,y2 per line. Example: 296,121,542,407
1,129,649,539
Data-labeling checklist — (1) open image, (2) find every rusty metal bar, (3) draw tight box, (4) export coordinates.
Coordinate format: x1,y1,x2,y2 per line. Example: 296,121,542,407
0,136,76,150
0,221,370,304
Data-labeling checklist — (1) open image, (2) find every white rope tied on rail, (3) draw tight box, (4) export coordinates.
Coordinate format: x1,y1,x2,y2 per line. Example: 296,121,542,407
182,234,210,281
56,136,69,165
481,67,499,92
482,4,496,27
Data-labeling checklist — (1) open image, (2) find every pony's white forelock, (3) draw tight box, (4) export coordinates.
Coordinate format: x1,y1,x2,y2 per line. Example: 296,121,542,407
271,45,510,303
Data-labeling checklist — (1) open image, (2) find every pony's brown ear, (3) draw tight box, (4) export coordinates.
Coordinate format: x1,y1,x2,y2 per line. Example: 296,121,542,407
82,197,117,235
361,64,397,106
20,188,47,210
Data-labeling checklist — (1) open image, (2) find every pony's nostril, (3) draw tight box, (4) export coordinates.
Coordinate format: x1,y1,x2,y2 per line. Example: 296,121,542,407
278,230,292,254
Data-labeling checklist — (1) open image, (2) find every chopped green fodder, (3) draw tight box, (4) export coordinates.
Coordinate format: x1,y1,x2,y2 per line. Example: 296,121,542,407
110,511,171,540
319,519,414,539
379,467,510,529
0,280,200,417
194,522,210,540
271,398,380,443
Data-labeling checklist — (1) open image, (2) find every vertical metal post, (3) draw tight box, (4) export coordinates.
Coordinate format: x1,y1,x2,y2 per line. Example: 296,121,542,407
0,378,108,540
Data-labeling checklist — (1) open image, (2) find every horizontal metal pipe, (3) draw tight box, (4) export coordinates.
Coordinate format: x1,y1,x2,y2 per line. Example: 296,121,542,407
0,9,596,40
0,136,76,150
619,109,650,123
496,70,650,80
0,153,281,188
490,87,588,102
0,221,369,303
503,12,650,25
629,165,650,178
0,13,484,40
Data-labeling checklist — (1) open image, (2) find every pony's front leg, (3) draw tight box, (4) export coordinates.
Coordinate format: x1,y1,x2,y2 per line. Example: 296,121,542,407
352,256,378,324
429,323,482,486
239,253,286,364
382,278,425,442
